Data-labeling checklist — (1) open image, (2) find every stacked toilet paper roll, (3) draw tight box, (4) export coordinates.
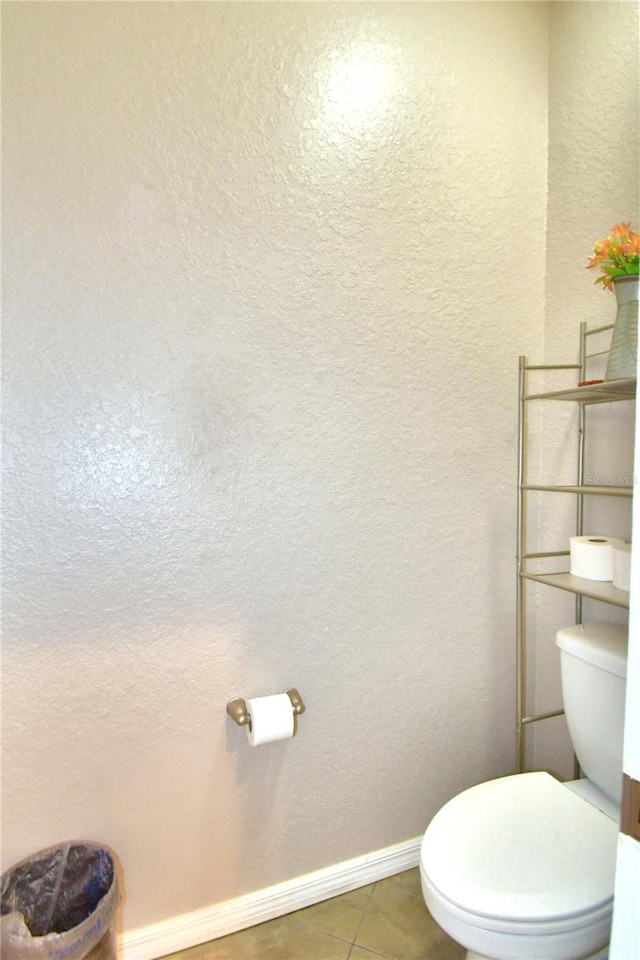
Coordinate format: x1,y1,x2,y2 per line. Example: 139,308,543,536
569,536,625,581
245,694,295,746
612,543,632,592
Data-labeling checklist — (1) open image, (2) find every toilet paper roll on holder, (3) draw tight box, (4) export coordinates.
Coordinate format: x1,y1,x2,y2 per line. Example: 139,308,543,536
226,688,305,734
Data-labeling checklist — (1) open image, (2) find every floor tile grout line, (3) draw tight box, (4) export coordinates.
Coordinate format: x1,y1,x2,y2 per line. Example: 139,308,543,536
347,943,396,960
350,879,378,951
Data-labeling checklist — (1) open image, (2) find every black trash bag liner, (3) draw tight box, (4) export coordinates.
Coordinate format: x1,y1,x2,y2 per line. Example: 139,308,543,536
1,842,119,960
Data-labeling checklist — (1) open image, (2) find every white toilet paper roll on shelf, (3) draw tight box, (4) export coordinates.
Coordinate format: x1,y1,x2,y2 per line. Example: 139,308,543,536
612,543,632,592
246,694,295,746
569,535,625,581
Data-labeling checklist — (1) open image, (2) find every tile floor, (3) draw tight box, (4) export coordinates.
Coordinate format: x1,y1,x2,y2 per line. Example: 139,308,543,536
165,869,465,960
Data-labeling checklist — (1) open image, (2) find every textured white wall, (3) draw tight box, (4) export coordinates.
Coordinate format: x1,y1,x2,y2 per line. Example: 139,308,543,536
1,1,549,932
529,0,639,775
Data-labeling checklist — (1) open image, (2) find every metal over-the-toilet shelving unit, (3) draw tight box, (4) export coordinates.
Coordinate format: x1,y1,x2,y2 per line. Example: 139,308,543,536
516,321,636,773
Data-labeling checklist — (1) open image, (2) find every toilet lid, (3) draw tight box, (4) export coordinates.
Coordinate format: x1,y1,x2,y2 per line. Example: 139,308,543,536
421,772,618,922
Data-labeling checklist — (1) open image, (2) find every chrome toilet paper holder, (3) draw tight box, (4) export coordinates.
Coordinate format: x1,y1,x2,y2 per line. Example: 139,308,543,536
226,688,305,734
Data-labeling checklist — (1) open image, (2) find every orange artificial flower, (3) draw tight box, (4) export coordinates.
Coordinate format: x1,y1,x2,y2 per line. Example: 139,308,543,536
586,222,640,290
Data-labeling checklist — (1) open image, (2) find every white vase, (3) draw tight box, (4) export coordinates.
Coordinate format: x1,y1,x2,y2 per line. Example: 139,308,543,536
605,275,639,381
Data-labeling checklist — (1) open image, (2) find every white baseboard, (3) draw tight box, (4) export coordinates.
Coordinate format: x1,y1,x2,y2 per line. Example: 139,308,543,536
120,836,422,960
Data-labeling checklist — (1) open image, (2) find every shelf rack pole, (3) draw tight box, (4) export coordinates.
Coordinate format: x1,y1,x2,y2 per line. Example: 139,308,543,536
516,356,527,772
573,322,589,781
575,322,587,627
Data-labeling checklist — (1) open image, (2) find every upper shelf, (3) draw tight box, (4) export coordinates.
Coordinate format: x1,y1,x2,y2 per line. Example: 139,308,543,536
522,484,632,497
524,378,636,404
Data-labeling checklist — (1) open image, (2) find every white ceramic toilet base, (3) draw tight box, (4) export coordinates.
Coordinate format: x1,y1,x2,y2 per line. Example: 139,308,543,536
464,948,608,960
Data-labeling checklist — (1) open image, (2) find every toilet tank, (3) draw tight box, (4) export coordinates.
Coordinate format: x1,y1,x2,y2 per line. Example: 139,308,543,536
556,621,628,804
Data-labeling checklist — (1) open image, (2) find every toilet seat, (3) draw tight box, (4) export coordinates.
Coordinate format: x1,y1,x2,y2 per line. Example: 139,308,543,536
421,871,611,938
421,869,612,960
421,772,619,925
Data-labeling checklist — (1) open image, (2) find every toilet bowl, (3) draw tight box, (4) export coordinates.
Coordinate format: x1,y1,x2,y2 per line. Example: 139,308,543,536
420,621,627,960
420,771,619,960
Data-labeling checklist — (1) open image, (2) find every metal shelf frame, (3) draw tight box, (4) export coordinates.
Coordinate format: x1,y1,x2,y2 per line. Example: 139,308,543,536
516,322,635,772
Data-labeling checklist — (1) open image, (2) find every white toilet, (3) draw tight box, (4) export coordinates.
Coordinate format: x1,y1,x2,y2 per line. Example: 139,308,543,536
420,621,627,960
